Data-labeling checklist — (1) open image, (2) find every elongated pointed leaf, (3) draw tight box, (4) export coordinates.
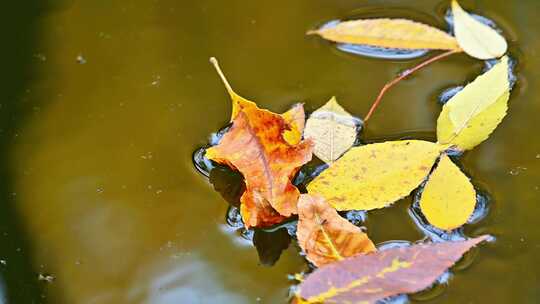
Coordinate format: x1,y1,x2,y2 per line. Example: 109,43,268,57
297,194,375,267
307,140,443,211
420,155,476,230
304,97,358,164
452,0,508,59
309,18,461,51
437,56,510,150
296,236,490,304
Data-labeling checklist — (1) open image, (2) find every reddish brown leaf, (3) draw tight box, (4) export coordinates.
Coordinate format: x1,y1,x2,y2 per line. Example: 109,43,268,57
296,235,490,303
206,107,313,228
297,194,375,267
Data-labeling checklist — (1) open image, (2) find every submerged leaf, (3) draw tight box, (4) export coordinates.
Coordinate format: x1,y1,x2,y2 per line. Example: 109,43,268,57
304,97,358,164
452,1,507,60
307,140,443,211
206,109,313,228
296,235,490,304
437,56,510,150
296,194,376,267
253,228,291,266
420,155,476,230
309,18,460,51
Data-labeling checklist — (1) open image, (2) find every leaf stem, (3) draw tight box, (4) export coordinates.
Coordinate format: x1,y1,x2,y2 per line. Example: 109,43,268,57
210,57,235,95
363,49,460,123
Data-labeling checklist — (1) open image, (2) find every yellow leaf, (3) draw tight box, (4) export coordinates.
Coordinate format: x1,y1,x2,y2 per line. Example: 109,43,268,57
304,97,358,164
452,0,508,59
308,18,461,51
282,103,306,145
437,56,510,150
307,140,443,211
419,155,476,230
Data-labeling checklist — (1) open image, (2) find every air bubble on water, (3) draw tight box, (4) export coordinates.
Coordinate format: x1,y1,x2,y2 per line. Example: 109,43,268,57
377,240,412,251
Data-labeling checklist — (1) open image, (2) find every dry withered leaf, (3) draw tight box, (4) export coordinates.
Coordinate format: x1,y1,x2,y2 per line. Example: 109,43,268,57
297,194,375,267
296,235,490,304
304,97,358,164
210,57,304,143
309,18,460,51
206,109,313,228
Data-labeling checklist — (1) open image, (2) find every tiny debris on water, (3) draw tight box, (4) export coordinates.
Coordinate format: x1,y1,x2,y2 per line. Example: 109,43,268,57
38,273,55,283
76,54,87,64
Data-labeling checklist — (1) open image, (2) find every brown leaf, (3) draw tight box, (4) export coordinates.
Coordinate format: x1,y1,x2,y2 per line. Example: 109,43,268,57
296,235,490,303
206,108,313,228
297,194,375,267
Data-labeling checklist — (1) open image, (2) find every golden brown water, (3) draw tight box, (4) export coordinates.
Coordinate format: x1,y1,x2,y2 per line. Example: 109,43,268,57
3,0,540,303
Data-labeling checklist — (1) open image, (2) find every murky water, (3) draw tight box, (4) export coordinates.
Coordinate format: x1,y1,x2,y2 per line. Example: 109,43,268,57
2,0,540,303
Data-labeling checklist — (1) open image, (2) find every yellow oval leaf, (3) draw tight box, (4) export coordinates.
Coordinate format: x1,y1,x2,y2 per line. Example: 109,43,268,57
309,18,461,51
452,0,508,59
420,155,476,230
307,140,443,211
437,56,510,150
304,97,358,164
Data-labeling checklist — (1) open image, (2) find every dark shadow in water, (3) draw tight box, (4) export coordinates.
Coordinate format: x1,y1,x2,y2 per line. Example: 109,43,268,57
0,1,64,302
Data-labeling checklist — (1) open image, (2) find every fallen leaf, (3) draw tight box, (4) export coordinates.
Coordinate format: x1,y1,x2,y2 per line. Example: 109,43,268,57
210,57,257,120
210,57,305,144
304,97,358,164
419,155,476,230
309,18,461,51
437,56,510,150
206,109,313,228
307,140,443,211
296,194,376,267
296,235,490,304
452,0,508,59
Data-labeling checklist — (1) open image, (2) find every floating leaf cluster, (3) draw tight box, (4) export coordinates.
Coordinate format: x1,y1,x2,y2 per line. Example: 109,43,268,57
194,1,515,303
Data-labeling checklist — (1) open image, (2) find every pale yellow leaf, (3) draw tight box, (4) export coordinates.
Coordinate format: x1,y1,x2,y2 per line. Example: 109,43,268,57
420,155,476,230
437,56,510,150
307,140,443,211
452,0,508,59
304,97,358,164
309,18,461,51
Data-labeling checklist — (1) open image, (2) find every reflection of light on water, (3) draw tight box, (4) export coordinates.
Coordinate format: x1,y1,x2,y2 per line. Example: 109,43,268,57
0,276,5,304
129,255,249,304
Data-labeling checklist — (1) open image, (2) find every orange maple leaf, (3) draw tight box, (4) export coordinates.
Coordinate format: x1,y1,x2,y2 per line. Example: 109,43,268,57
206,107,313,228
